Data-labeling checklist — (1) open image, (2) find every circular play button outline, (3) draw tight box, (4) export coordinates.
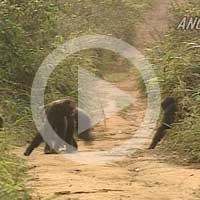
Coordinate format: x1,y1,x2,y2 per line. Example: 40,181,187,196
31,34,161,165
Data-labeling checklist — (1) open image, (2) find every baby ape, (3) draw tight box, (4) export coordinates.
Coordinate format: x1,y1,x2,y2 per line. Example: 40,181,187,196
24,98,76,156
149,97,176,149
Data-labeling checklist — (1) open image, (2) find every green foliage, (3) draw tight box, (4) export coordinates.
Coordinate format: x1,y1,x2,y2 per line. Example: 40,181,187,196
147,0,200,163
57,0,152,41
0,0,59,88
0,1,60,199
0,0,152,92
165,116,200,163
0,146,30,200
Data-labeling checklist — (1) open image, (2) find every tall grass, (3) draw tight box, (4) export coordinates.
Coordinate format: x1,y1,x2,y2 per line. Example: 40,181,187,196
0,140,30,200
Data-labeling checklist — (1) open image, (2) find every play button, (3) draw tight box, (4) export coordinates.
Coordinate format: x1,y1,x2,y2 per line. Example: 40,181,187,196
31,35,161,165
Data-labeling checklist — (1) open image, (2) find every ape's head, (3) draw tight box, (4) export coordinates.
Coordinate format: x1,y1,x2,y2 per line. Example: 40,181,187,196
46,98,76,118
60,98,76,117
161,97,175,110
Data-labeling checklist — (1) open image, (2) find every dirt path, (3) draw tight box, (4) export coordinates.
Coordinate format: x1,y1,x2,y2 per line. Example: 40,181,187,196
134,0,173,51
18,0,200,199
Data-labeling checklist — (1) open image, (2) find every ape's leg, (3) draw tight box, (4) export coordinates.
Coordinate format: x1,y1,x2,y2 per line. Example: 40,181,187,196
149,126,166,149
44,144,50,154
78,130,94,142
64,136,77,153
24,133,43,156
43,122,65,154
70,137,78,149
65,115,77,152
44,144,57,154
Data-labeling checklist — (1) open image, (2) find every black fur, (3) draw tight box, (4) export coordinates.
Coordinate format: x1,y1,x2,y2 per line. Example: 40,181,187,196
149,97,176,149
24,100,93,156
24,98,76,156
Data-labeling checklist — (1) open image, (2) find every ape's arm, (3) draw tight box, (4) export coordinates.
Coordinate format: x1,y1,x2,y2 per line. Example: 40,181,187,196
65,115,78,149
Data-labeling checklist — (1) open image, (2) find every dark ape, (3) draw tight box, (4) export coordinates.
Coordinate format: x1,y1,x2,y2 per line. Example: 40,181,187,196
24,99,93,156
24,98,76,156
149,97,176,149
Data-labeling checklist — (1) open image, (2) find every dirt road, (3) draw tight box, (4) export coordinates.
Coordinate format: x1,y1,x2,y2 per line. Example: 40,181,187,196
19,75,200,200
19,0,200,199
